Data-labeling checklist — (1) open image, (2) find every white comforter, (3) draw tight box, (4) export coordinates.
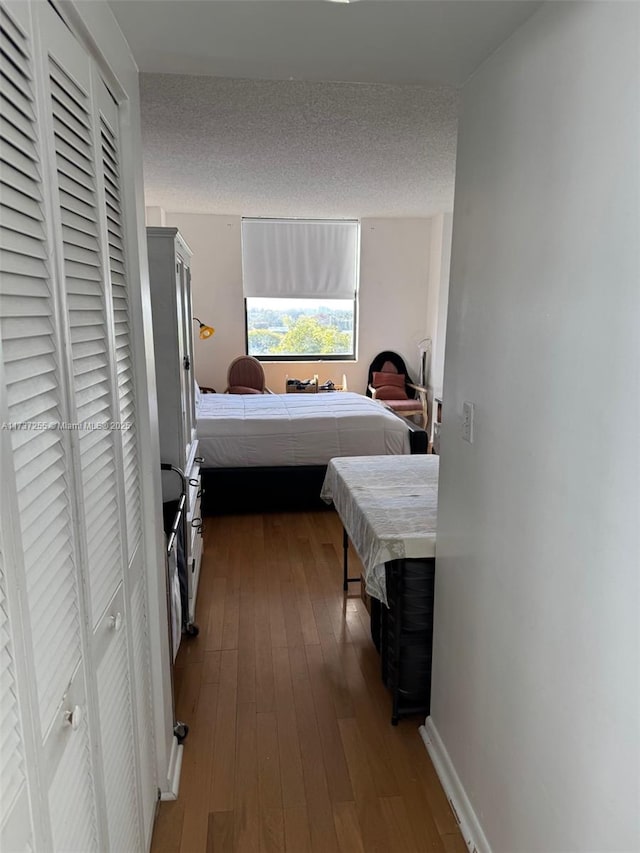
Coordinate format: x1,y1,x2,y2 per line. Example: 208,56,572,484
196,392,410,467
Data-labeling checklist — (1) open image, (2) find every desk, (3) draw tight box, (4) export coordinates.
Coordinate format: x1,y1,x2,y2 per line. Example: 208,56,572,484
321,455,439,723
320,454,438,604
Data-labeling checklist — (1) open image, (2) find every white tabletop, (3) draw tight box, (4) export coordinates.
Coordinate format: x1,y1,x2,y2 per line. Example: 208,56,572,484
321,454,439,604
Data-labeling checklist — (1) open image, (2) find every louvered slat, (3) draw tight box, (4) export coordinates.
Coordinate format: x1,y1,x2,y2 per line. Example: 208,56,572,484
97,625,140,852
100,117,141,558
0,89,35,134
0,6,82,736
0,184,42,221
0,5,29,62
49,58,123,627
0,156,40,197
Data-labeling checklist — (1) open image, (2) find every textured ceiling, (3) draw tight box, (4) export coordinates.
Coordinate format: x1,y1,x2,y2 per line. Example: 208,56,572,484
125,1,540,217
140,74,459,217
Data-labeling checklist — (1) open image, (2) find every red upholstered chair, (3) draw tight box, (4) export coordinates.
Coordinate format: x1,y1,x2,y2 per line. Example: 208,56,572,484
366,351,428,429
225,356,271,394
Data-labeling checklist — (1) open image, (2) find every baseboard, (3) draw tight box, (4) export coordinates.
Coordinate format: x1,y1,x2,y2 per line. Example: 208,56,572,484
419,717,492,853
160,737,183,801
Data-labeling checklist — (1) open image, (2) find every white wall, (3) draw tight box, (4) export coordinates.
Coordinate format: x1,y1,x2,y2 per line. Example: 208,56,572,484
424,211,453,396
164,213,244,390
163,212,435,394
358,217,432,387
432,3,640,852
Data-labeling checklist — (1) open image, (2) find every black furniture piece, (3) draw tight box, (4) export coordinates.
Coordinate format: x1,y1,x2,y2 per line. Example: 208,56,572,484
370,558,436,724
200,414,427,515
322,454,439,725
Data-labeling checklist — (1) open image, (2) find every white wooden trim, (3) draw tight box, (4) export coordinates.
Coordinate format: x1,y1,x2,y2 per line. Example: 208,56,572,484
420,717,493,853
160,739,183,801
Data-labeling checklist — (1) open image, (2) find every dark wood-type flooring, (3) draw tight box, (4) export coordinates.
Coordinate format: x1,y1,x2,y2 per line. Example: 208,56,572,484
151,510,464,853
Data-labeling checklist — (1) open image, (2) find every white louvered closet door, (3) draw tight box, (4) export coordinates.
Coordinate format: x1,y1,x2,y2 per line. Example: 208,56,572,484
1,1,157,850
99,96,141,560
0,3,99,850
47,41,122,631
97,78,157,835
39,7,142,852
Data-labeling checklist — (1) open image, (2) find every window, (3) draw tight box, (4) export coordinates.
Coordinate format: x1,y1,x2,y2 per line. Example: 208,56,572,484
246,296,355,359
242,218,359,360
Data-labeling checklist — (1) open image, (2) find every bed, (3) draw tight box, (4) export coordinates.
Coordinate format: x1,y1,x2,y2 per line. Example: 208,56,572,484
196,391,427,513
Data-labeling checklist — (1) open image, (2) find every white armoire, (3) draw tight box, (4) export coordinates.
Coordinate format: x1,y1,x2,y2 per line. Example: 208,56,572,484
147,227,204,630
0,1,168,850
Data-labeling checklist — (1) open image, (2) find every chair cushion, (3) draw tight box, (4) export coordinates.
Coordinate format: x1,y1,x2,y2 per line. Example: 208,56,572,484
228,386,263,394
373,371,405,389
372,372,407,400
374,385,409,401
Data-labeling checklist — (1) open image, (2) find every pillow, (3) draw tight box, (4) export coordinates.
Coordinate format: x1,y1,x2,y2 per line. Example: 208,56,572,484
194,381,202,409
372,371,406,393
374,383,408,401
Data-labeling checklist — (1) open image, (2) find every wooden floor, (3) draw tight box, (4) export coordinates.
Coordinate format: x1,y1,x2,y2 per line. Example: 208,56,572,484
151,510,464,853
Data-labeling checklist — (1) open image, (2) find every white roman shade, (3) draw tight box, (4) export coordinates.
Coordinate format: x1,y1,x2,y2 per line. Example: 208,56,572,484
242,218,359,299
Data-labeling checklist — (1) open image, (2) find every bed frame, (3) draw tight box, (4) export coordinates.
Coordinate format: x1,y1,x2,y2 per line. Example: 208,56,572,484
201,415,427,515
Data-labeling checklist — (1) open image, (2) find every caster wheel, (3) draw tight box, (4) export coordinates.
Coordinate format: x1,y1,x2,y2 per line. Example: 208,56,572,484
174,721,189,744
185,623,199,637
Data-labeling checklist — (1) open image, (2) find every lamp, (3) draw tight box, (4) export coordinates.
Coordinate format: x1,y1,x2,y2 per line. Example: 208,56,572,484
193,317,215,340
417,337,432,387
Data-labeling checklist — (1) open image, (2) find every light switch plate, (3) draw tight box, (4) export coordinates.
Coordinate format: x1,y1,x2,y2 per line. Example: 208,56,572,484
462,401,474,443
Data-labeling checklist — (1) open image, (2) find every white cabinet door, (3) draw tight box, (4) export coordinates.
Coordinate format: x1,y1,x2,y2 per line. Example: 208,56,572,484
175,255,190,469
182,263,196,449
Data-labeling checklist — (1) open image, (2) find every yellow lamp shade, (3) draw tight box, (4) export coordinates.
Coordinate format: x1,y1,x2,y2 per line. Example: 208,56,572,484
193,317,215,340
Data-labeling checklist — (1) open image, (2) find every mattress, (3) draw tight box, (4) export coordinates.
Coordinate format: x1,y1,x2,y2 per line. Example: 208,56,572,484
195,391,410,467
